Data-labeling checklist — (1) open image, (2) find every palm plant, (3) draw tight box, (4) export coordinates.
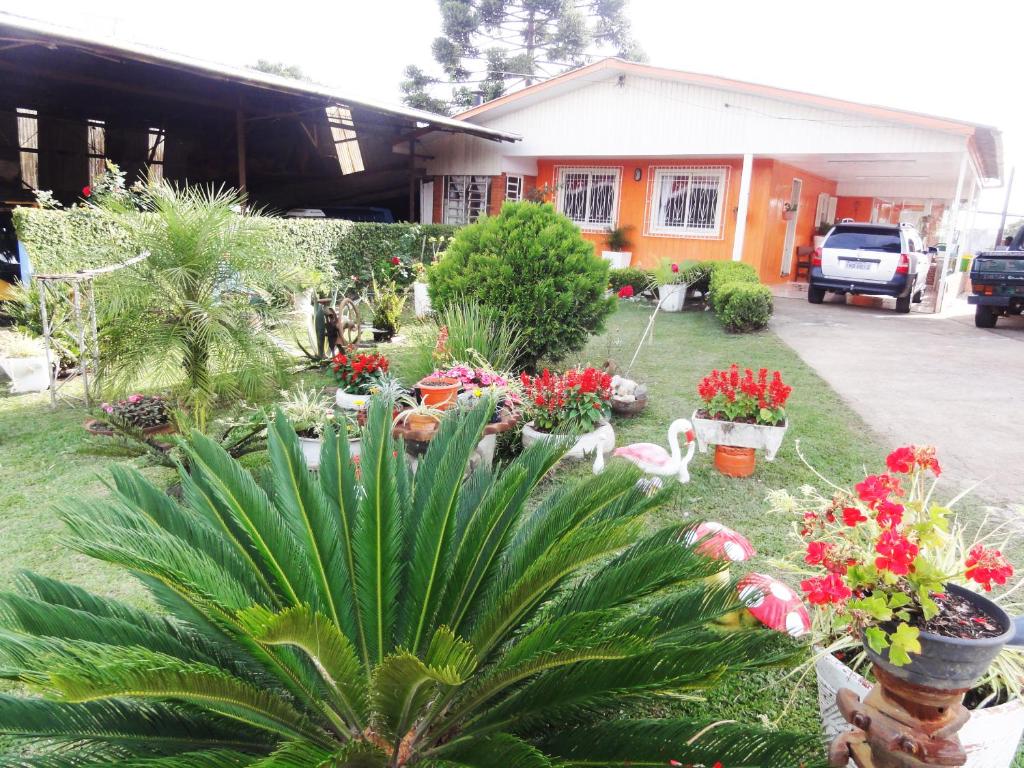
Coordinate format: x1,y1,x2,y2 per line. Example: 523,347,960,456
96,183,289,429
0,399,825,768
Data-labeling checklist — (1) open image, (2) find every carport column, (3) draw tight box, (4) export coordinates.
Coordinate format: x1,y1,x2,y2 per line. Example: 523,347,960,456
732,153,753,261
935,152,969,312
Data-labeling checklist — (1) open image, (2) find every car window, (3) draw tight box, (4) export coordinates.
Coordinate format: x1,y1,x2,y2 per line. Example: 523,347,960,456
825,227,902,253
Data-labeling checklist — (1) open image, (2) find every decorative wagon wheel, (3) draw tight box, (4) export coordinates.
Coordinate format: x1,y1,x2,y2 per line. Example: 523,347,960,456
335,297,362,346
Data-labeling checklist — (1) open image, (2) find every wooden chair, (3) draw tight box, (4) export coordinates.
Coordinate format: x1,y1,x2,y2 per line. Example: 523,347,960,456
795,246,815,280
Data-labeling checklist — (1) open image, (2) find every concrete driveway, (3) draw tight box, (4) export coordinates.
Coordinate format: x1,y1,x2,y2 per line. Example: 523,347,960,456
771,297,1024,506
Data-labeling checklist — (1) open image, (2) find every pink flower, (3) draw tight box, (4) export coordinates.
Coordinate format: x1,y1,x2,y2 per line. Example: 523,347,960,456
100,403,113,414
127,394,143,404
671,262,679,273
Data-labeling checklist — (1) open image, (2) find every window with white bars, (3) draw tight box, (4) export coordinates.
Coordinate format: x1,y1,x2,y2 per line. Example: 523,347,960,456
87,119,106,185
444,175,491,225
647,167,728,238
147,127,166,181
505,175,523,202
16,108,38,190
556,167,620,229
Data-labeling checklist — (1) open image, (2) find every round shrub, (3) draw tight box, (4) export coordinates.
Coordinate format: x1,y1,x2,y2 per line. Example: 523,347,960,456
717,282,774,332
709,261,759,308
609,267,655,294
428,201,615,368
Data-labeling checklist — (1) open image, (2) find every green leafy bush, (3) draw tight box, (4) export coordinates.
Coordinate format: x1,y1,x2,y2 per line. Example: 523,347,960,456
428,201,614,368
717,282,774,332
709,261,759,308
13,207,458,288
0,400,824,767
608,267,655,294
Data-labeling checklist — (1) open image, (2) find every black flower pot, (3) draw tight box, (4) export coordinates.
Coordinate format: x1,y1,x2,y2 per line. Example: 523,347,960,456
862,583,1014,691
373,329,394,343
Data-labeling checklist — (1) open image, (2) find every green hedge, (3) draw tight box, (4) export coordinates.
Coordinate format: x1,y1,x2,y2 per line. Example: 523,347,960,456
716,282,773,332
708,261,759,308
608,267,655,294
13,208,459,285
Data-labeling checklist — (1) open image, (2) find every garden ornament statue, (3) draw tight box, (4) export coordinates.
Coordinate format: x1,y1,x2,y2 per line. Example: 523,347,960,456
612,418,696,483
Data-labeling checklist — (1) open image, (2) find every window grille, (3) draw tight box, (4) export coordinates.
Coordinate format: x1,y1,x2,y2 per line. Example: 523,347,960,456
87,119,106,185
556,167,620,229
147,127,166,181
444,175,491,225
16,108,38,190
505,175,523,202
646,167,728,239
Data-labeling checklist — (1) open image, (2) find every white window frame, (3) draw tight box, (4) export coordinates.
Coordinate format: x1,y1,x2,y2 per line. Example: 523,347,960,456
87,119,106,185
505,174,523,202
645,166,728,239
443,175,491,225
555,166,621,230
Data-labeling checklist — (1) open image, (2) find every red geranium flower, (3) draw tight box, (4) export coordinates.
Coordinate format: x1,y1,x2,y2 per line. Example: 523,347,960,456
965,544,1014,591
671,262,679,273
804,540,833,566
842,506,867,527
390,256,401,265
874,528,918,576
617,285,634,299
875,500,904,528
81,185,92,197
801,572,852,605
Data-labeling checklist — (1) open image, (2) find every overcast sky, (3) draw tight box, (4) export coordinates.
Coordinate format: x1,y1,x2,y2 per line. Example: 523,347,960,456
4,0,1021,220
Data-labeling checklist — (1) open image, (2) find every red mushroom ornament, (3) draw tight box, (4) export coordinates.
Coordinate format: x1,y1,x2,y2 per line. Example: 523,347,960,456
737,573,811,638
685,521,756,562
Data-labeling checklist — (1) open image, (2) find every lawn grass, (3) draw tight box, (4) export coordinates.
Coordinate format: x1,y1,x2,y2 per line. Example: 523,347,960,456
0,301,900,745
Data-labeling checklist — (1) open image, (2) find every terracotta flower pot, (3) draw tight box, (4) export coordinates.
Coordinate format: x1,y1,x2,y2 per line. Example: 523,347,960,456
417,377,460,410
405,413,439,433
714,445,756,477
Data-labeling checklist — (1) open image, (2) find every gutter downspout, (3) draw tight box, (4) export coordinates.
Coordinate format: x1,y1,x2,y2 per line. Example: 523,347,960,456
732,153,753,262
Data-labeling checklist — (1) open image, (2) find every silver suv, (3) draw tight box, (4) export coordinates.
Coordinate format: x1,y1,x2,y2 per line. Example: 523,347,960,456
808,222,928,313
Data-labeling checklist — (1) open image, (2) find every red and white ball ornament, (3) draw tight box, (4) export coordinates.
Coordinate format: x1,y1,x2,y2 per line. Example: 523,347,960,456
737,572,811,638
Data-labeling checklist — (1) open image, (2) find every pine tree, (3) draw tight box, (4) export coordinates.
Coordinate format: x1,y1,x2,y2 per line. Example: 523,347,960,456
401,0,645,115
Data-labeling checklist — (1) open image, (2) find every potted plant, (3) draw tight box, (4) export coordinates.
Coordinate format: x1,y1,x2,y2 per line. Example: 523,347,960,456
0,331,53,394
783,202,799,221
278,385,337,470
85,394,175,438
601,225,633,270
371,276,406,342
814,221,832,248
416,375,461,410
653,259,689,312
691,365,791,477
331,346,390,410
393,395,446,440
610,374,648,417
772,445,1024,767
519,367,616,471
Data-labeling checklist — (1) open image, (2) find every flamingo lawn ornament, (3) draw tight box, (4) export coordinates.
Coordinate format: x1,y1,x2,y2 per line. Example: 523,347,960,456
612,418,696,484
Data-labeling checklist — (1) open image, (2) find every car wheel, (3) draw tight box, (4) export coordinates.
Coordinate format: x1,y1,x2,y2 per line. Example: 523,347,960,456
975,305,998,328
807,285,825,304
895,292,911,314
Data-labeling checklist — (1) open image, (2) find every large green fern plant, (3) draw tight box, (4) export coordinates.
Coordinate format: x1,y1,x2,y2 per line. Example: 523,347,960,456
0,399,824,767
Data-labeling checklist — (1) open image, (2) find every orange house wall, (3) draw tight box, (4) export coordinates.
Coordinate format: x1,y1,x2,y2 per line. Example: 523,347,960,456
757,160,838,283
535,157,748,271
835,196,875,223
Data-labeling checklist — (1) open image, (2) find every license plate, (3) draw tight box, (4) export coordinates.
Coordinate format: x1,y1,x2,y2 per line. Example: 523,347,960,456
845,261,872,271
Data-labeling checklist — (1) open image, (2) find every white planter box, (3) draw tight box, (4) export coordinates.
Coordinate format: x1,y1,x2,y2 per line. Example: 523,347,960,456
336,390,370,410
815,650,1024,767
658,283,687,312
690,409,788,461
0,355,52,394
521,421,615,472
601,251,632,270
413,282,432,318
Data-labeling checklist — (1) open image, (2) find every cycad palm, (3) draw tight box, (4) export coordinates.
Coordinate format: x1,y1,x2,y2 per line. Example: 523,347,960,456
0,400,825,767
97,183,288,428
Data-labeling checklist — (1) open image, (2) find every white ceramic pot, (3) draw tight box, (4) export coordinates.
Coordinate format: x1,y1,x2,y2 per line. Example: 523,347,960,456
348,438,361,459
336,390,370,410
521,421,615,472
413,281,432,318
298,435,323,470
601,250,632,270
0,355,52,394
815,650,1024,767
658,283,687,312
690,409,788,461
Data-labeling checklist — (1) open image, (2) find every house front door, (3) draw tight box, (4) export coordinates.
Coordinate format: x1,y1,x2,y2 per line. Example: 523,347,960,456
780,178,802,276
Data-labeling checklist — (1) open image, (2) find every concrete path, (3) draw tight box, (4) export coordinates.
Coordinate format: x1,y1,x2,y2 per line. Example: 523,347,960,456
771,296,1024,506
